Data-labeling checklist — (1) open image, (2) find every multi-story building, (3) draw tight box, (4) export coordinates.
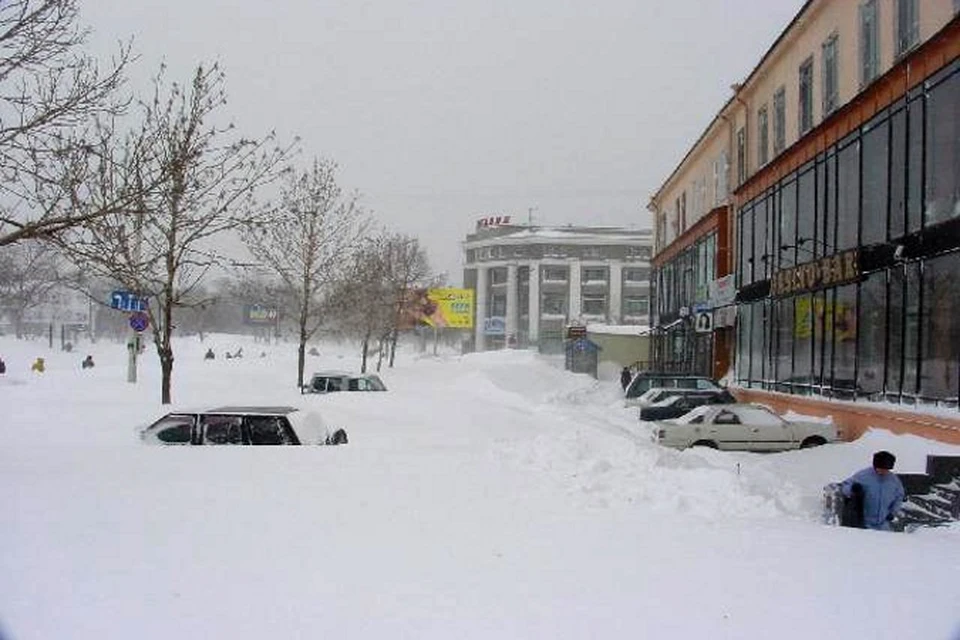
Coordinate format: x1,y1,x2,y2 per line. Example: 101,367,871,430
462,222,653,353
648,1,960,441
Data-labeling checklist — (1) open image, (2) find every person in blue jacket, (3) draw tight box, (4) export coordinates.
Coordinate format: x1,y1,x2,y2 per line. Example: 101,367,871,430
841,450,905,531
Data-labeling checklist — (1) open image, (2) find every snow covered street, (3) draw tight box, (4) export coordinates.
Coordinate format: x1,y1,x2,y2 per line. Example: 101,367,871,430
1,336,958,639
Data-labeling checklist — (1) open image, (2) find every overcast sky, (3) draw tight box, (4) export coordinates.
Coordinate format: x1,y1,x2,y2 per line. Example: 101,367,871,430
81,0,802,281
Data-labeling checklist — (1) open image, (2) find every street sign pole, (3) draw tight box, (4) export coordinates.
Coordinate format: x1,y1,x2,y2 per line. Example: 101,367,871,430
127,327,138,384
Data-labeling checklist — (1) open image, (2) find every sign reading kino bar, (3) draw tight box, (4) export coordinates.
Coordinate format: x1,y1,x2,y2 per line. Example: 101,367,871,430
769,249,860,297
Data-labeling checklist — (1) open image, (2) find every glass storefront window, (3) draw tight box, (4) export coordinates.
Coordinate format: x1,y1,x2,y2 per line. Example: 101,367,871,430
886,265,904,400
779,179,797,269
858,272,887,398
907,97,924,233
793,294,813,392
837,140,860,250
797,167,816,260
861,116,889,246
829,284,858,398
740,207,754,286
890,107,907,239
920,251,960,401
753,197,768,280
925,71,960,227
903,263,921,397
775,297,794,388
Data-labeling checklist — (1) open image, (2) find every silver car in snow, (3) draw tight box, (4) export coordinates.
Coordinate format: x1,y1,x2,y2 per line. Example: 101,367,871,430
650,404,840,452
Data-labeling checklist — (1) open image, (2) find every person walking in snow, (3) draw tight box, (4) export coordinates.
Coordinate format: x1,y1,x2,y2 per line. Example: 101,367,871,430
81,355,95,369
841,451,905,531
620,366,632,392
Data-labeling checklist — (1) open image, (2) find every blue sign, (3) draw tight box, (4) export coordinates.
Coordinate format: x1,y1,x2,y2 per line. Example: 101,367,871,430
483,316,506,336
129,311,149,332
111,291,148,312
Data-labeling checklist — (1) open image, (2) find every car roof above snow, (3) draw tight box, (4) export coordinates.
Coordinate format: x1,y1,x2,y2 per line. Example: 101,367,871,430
168,406,299,416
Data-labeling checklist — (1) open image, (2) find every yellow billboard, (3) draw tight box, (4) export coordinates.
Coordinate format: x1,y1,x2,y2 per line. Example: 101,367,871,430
423,288,474,328
795,297,856,342
401,288,474,329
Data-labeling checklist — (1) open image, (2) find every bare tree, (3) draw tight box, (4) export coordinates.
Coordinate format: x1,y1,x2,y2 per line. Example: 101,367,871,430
0,239,60,336
0,0,134,246
381,234,431,367
64,63,292,403
324,234,396,372
242,158,366,388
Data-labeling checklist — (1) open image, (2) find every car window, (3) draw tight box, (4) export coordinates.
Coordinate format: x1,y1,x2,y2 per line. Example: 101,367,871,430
677,378,698,389
327,377,343,392
695,379,718,390
735,407,785,426
311,377,328,392
348,378,361,391
247,416,287,445
202,415,244,445
149,415,193,443
674,405,713,424
713,410,741,425
367,376,386,391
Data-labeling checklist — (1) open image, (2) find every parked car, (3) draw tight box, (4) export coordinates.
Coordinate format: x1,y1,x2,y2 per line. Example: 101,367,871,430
638,390,736,421
301,371,387,394
649,404,840,451
635,386,736,408
624,372,722,406
140,406,348,446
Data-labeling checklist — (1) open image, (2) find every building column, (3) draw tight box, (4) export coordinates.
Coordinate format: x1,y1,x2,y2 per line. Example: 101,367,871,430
609,261,623,324
528,262,540,343
505,263,518,347
475,266,488,351
568,259,582,321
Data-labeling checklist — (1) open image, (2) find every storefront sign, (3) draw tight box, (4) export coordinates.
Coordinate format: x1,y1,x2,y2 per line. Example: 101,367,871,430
769,249,860,297
477,215,512,229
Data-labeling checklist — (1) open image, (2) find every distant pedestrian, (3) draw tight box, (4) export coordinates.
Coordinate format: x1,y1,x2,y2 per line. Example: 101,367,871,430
204,348,215,360
31,357,45,373
841,451,905,531
620,366,632,392
0,356,6,374
81,355,95,369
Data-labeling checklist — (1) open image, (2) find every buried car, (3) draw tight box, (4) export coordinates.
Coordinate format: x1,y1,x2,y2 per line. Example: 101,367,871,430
301,371,387,394
140,406,348,446
650,404,840,452
638,390,736,421
624,373,723,406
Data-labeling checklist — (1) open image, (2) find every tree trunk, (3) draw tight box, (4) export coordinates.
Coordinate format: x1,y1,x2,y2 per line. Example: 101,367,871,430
376,337,385,372
160,298,175,404
389,329,398,368
361,336,369,373
297,339,306,389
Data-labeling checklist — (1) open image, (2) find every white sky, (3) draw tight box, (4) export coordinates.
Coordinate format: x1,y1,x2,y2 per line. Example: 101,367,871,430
81,0,803,280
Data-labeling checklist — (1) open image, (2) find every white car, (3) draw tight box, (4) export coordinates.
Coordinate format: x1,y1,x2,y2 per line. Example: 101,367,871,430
650,404,840,452
140,406,348,446
301,371,387,394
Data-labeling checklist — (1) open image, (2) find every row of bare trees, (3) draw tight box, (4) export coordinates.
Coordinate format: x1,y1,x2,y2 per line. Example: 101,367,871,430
0,0,439,404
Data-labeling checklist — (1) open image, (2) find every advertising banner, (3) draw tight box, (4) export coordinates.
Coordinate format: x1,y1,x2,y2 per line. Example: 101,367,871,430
402,288,474,329
244,304,279,326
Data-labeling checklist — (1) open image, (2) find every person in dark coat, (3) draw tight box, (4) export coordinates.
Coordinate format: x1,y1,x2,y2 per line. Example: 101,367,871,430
81,355,95,369
0,356,6,374
620,366,633,391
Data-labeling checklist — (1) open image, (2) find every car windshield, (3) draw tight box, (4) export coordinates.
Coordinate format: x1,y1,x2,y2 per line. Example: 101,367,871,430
736,406,786,426
672,405,714,424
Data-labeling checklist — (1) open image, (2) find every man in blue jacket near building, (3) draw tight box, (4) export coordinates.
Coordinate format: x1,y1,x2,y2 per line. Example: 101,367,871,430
841,451,905,531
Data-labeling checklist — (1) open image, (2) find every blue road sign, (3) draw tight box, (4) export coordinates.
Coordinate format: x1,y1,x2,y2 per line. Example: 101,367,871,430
129,311,149,332
110,291,148,312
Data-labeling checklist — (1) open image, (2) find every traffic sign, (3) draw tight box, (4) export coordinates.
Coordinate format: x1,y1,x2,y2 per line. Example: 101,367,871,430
111,291,148,312
129,311,149,332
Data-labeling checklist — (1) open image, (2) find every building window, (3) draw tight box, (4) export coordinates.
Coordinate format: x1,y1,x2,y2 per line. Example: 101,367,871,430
773,86,786,154
925,69,960,227
736,127,746,186
542,266,567,282
582,294,607,316
489,267,508,285
623,296,649,317
582,267,607,283
490,294,507,317
859,0,880,86
714,151,729,205
758,105,769,167
822,33,839,116
799,56,814,134
541,292,567,316
896,0,919,57
624,267,650,282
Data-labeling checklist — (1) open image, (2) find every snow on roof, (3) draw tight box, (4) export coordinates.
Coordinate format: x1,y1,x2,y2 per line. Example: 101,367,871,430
586,323,650,336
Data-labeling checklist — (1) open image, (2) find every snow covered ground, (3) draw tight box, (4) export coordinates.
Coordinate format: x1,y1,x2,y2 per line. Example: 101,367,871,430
1,334,959,640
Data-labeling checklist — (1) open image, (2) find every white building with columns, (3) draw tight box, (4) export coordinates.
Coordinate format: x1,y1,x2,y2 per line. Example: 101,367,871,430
462,224,653,353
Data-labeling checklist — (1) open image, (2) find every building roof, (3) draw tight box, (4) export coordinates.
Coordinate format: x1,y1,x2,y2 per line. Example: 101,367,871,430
464,224,652,247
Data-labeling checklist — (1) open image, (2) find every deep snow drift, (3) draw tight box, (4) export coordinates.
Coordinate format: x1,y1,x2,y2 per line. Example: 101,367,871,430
1,334,958,640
